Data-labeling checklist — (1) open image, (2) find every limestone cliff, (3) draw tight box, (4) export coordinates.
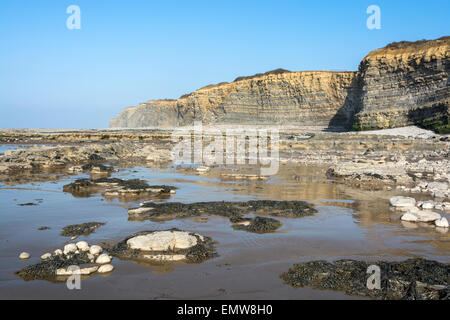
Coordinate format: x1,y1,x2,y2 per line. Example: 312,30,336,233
109,100,178,128
110,37,449,131
352,36,449,132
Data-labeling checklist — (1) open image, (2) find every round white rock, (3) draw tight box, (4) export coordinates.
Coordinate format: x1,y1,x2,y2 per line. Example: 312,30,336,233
97,264,114,273
19,252,30,259
89,245,103,255
389,196,416,208
95,253,111,264
64,243,78,255
435,217,449,228
76,241,89,252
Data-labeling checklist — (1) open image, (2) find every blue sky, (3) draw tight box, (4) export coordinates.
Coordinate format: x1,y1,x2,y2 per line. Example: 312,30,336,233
0,0,448,128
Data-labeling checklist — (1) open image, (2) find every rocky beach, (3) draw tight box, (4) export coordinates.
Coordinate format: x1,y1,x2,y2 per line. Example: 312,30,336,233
0,36,449,300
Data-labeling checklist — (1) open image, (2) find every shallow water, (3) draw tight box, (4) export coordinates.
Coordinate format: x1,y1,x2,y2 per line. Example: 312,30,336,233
0,163,448,299
0,144,26,155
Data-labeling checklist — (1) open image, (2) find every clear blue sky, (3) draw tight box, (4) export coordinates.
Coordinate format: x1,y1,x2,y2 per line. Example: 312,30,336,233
0,0,448,128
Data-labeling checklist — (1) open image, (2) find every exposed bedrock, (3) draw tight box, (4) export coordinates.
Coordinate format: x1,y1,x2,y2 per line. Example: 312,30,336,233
352,37,450,132
110,37,449,131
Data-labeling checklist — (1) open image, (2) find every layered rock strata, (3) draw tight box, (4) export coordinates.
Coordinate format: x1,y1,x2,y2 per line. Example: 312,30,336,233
110,37,449,131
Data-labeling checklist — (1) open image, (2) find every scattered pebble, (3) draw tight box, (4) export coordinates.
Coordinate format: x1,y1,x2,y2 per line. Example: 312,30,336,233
89,245,102,255
41,253,52,260
95,253,111,264
97,264,114,273
19,252,30,260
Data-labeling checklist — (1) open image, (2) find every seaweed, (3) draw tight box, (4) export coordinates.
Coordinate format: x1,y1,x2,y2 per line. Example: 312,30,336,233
15,252,91,281
61,222,105,237
280,258,450,300
130,200,317,234
232,216,282,233
62,177,177,198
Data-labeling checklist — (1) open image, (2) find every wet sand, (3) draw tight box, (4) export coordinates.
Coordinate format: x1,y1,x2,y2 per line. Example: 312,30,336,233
0,163,449,299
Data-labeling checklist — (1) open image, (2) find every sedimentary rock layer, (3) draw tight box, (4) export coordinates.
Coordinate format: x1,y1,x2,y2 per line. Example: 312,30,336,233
353,37,449,131
111,70,359,128
110,37,449,130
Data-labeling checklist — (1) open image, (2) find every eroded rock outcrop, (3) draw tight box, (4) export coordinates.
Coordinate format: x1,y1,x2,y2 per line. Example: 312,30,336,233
111,70,359,129
110,37,449,131
352,36,449,132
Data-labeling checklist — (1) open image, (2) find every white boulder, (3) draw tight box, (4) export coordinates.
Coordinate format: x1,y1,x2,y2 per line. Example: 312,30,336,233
419,201,434,210
41,253,52,260
435,217,449,228
76,241,89,252
19,252,30,259
89,245,103,255
64,243,77,255
54,249,63,255
95,253,111,264
401,212,419,222
389,196,416,208
128,207,154,215
415,210,441,223
97,264,114,273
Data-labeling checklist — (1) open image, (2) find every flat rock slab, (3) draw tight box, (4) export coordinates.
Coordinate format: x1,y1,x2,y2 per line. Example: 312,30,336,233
389,196,416,208
106,229,215,264
127,231,199,251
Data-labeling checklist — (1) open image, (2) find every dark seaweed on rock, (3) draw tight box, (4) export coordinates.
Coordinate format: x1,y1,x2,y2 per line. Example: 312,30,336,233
139,200,317,220
280,258,450,300
15,252,91,281
105,229,216,264
62,177,177,196
61,222,105,237
131,200,316,233
232,216,282,234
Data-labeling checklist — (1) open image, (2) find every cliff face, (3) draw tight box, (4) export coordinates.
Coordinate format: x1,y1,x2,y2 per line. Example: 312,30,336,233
110,71,359,128
109,100,178,128
176,71,359,127
353,37,449,131
110,37,449,131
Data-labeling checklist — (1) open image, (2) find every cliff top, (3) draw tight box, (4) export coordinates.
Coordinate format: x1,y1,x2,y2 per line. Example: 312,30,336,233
179,69,355,99
365,36,449,59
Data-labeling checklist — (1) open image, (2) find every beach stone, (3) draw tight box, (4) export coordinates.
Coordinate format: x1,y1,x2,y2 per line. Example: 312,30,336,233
415,211,441,223
433,191,446,198
41,253,52,260
419,201,435,210
95,253,111,264
401,212,419,222
97,264,114,273
56,266,98,276
56,268,71,276
89,245,102,255
80,266,99,275
76,241,89,251
427,182,448,191
435,217,449,228
63,243,77,255
196,166,210,173
128,207,154,215
389,196,416,208
126,230,198,251
19,252,30,259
